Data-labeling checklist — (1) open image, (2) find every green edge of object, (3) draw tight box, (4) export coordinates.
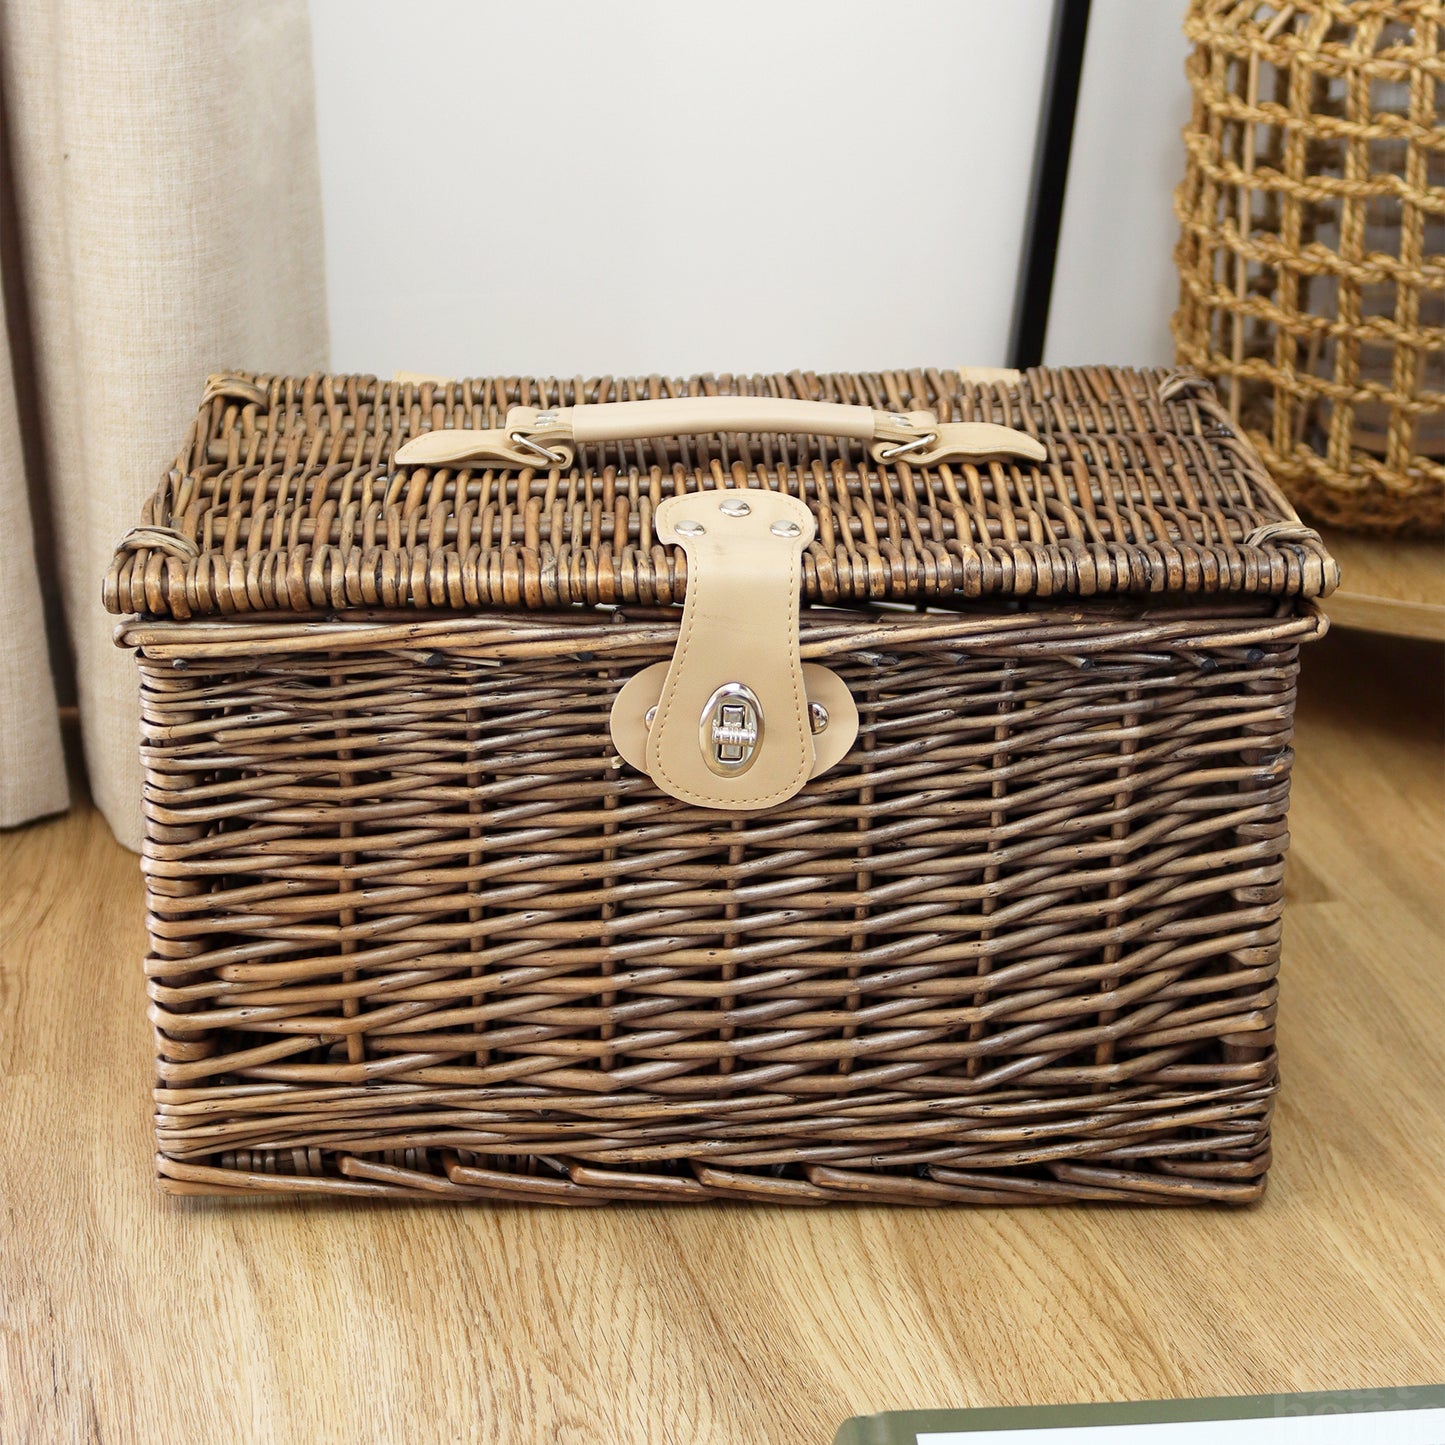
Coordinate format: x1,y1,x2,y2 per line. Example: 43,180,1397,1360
831,1384,1445,1445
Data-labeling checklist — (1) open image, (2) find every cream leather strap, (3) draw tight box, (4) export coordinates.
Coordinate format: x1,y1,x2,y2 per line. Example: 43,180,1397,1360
394,396,1046,470
609,491,858,811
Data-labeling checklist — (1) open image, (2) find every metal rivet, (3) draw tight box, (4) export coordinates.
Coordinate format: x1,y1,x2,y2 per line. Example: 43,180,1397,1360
644,706,657,728
718,497,751,517
675,520,706,537
809,702,829,734
770,520,801,538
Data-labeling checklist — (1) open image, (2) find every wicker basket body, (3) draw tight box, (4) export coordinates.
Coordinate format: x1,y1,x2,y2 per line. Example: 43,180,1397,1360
1173,0,1444,535
107,368,1335,1204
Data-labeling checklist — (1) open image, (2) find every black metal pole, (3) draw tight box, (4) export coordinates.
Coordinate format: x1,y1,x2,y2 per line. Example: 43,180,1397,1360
1008,0,1092,370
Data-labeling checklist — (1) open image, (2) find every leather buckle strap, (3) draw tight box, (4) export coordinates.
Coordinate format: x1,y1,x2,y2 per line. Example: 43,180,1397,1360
609,491,858,811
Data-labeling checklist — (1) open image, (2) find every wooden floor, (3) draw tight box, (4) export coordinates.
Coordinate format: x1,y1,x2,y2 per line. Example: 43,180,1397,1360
3,627,1442,1445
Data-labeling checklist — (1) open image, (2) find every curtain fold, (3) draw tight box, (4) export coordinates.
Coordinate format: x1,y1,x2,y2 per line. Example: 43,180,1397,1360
0,273,69,827
0,0,329,849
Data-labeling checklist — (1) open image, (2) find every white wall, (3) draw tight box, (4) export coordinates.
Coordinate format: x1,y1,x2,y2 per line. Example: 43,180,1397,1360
310,0,1052,378
1043,0,1193,368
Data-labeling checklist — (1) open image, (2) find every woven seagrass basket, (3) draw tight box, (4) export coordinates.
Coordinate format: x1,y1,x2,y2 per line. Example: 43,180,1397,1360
1173,0,1444,535
106,366,1336,1204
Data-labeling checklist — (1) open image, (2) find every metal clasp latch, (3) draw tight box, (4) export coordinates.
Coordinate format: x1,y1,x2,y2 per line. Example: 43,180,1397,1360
703,684,763,773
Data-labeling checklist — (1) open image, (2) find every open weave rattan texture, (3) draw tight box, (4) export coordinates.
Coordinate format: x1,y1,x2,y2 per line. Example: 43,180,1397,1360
1173,0,1444,535
109,367,1334,1203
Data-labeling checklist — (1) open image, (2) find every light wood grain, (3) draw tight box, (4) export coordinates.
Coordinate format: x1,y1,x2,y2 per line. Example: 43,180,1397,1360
1323,530,1445,641
2,629,1442,1445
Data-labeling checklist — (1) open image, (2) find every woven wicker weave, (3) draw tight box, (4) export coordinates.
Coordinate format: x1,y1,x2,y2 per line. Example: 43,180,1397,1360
1173,0,1444,535
108,368,1337,615
108,367,1334,1203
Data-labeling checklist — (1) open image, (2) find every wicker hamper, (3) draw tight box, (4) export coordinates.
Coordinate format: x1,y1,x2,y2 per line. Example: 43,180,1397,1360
106,367,1337,1204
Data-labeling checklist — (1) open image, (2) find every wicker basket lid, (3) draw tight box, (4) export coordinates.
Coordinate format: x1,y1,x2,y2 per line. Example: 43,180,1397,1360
104,366,1338,619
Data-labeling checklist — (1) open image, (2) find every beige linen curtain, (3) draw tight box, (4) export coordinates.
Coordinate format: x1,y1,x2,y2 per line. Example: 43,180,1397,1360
0,0,328,850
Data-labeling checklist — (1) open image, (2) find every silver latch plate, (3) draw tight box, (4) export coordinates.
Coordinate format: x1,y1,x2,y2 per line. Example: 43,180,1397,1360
701,683,763,774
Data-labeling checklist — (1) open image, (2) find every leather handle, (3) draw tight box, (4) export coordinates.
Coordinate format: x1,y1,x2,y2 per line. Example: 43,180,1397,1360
395,395,1046,470
544,398,899,445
